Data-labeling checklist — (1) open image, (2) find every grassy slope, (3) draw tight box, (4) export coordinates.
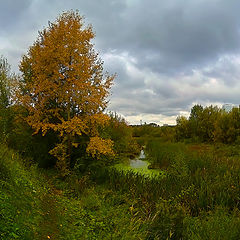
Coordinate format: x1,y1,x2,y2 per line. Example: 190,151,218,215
0,145,147,240
0,145,60,239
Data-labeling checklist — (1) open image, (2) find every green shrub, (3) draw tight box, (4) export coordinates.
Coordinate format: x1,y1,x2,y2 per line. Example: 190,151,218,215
184,208,240,240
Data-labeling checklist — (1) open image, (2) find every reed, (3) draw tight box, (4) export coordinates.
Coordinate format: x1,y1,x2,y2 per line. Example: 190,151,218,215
94,141,240,238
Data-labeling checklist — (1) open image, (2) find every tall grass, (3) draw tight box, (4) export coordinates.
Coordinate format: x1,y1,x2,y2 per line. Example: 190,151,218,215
146,140,187,169
95,140,240,239
0,144,49,239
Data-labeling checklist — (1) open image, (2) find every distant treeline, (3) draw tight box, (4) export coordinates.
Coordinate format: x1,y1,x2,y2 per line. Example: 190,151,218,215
176,104,240,144
131,104,240,145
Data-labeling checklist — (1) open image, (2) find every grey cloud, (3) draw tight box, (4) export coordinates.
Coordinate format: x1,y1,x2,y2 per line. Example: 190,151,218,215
202,57,240,86
7,0,240,74
0,0,32,30
3,0,240,124
120,0,240,74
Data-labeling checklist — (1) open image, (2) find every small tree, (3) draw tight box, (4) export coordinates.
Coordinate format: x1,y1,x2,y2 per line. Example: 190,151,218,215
175,116,190,140
0,56,14,142
19,11,115,175
189,104,203,139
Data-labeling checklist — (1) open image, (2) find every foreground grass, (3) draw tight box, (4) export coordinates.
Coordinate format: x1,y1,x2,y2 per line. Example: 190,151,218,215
0,145,148,239
2,141,240,239
0,144,67,239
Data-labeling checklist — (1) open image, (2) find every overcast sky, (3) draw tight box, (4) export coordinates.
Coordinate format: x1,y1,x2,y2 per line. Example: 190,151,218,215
1,0,240,125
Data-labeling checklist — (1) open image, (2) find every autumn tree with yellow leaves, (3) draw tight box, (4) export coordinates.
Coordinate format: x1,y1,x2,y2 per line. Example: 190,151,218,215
18,11,115,175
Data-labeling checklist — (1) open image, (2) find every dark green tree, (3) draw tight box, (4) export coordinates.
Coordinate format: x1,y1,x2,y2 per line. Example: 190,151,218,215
189,104,203,139
175,116,190,140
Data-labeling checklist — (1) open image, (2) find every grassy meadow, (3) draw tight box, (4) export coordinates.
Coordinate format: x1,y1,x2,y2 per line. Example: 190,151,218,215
3,137,240,239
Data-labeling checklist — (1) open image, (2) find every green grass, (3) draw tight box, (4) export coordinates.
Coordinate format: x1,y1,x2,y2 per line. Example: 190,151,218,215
54,184,149,239
144,140,240,211
99,140,240,239
183,208,240,240
0,145,49,239
3,141,240,239
0,145,149,239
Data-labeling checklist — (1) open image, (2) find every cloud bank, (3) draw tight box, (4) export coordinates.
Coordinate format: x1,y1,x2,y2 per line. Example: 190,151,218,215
2,0,240,124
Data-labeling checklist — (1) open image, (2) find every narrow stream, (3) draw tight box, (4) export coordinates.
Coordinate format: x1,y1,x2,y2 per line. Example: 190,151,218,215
113,149,164,177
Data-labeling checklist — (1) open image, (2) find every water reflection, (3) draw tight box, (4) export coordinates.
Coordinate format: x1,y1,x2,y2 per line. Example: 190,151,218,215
130,159,148,168
139,149,145,159
130,150,148,168
113,149,164,177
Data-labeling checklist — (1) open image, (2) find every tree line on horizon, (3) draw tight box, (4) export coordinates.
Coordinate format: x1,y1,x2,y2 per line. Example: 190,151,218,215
130,104,240,145
176,104,240,144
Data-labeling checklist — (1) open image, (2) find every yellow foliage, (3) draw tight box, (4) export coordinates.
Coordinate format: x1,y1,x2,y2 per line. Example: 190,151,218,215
86,136,115,159
18,10,115,173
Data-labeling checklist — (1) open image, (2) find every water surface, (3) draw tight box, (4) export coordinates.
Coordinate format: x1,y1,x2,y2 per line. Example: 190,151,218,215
113,150,164,177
